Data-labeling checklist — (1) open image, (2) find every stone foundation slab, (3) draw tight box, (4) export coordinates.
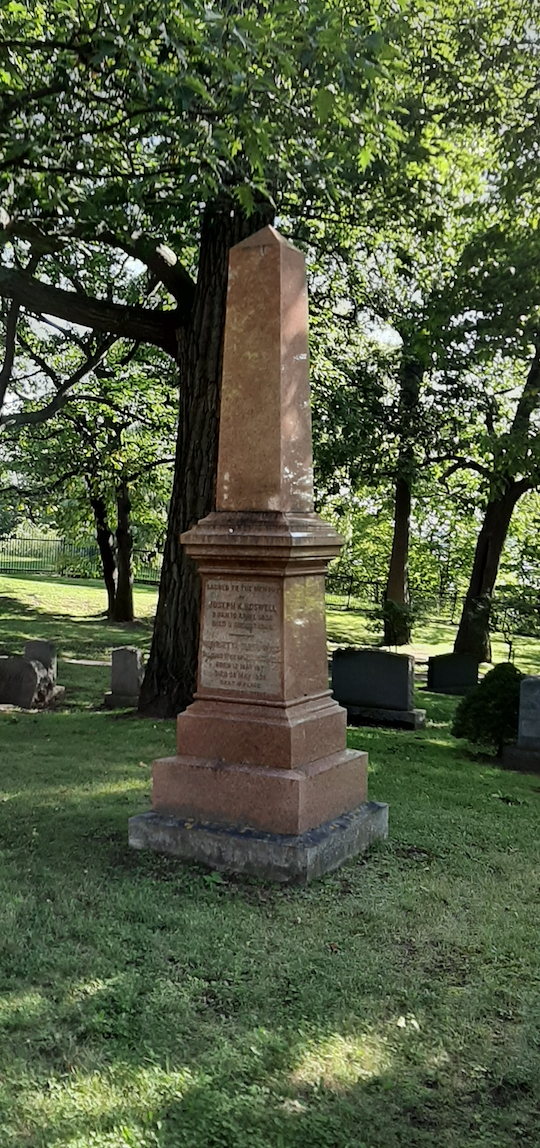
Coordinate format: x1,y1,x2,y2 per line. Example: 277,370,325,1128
128,801,389,884
344,705,426,730
501,745,540,773
104,692,139,709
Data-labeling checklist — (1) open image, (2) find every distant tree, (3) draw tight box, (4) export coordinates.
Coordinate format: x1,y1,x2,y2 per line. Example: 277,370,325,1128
2,336,176,620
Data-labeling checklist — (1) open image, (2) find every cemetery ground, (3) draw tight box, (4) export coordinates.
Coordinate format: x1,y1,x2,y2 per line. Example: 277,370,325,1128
1,578,540,1146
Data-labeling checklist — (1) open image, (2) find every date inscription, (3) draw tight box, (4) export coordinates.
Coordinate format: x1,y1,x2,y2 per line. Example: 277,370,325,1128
200,579,281,695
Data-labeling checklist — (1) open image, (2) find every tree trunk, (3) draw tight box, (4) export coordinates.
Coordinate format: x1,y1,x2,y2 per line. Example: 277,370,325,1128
384,474,412,644
89,494,117,618
112,480,134,623
454,484,524,661
139,198,274,717
383,355,423,645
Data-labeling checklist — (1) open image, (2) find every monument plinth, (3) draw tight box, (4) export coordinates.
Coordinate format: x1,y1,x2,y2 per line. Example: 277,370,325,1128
129,227,388,880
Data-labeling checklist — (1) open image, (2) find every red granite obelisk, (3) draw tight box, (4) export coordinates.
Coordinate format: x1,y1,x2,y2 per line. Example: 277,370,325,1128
129,227,387,881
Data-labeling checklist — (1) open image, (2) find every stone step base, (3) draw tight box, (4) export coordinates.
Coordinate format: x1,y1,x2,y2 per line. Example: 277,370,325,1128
345,706,426,730
104,692,139,709
501,745,540,773
151,748,367,836
128,801,389,884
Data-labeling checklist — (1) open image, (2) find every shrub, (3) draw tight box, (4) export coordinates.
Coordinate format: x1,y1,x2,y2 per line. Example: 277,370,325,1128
452,662,524,756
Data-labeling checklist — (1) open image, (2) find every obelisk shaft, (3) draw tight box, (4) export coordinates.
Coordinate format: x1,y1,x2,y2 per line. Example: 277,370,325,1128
217,226,314,513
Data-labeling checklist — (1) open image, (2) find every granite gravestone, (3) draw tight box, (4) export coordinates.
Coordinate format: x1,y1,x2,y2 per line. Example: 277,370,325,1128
24,639,57,680
332,648,425,730
427,653,478,696
104,647,143,708
502,676,540,772
0,656,44,708
129,226,388,882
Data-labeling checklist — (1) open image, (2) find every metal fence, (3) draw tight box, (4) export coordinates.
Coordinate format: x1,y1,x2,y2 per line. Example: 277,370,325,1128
0,536,162,584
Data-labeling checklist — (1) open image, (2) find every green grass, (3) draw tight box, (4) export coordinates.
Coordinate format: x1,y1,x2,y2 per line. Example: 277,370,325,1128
0,574,158,710
2,577,540,1146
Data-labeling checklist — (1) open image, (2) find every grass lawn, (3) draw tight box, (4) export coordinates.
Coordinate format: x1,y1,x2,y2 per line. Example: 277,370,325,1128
1,576,540,1146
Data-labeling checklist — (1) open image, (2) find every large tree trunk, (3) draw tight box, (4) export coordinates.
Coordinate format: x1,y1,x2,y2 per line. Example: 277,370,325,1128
383,356,423,645
139,198,273,717
384,474,412,644
89,494,117,618
454,484,524,661
112,480,134,623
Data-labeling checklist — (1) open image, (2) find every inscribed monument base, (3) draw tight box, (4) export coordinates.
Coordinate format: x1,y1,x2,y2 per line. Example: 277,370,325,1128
128,801,388,884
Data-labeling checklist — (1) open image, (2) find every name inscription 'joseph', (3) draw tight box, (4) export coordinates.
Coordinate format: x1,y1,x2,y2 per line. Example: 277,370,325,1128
200,579,281,695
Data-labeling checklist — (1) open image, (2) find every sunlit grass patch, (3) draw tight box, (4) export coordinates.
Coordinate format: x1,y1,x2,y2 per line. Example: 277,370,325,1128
290,1028,393,1089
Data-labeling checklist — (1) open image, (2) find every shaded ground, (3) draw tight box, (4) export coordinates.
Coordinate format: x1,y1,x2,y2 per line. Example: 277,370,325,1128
1,578,540,1146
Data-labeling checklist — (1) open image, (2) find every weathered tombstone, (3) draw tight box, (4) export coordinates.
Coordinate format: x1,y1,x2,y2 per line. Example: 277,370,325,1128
502,676,540,772
104,647,143,708
24,639,57,681
129,226,388,882
427,653,478,696
331,648,425,729
0,656,47,708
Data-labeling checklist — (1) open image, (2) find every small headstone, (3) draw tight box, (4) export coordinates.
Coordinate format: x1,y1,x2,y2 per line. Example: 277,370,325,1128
332,648,425,729
104,647,143,708
0,656,44,708
502,676,540,772
24,640,57,681
427,653,478,696
517,677,540,748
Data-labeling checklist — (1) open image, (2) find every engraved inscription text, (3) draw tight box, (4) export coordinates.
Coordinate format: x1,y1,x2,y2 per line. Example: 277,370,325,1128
200,579,281,694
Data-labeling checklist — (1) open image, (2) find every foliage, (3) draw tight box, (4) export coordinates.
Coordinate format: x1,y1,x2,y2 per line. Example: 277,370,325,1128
452,662,524,756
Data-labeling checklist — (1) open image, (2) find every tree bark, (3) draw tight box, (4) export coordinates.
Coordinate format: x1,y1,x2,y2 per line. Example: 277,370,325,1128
383,355,423,645
90,495,117,618
139,198,273,717
384,474,412,644
453,482,527,661
112,480,134,623
454,348,540,661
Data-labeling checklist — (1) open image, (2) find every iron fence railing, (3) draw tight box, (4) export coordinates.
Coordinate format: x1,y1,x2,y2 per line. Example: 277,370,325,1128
0,536,162,584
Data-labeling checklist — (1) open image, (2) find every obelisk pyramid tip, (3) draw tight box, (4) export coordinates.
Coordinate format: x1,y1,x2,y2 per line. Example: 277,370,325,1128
234,224,298,251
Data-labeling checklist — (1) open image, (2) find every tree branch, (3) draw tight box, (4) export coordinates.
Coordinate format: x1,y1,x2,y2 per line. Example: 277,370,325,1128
0,216,196,308
0,266,179,355
0,336,117,428
0,470,82,500
440,457,493,480
0,253,40,411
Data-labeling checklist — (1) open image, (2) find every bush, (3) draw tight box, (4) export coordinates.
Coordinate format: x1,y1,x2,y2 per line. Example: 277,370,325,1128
452,662,524,756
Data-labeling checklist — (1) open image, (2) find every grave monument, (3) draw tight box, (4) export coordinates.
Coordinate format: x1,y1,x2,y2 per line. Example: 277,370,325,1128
129,226,388,882
332,648,426,729
0,640,62,708
104,647,143,708
427,653,478,696
502,675,540,772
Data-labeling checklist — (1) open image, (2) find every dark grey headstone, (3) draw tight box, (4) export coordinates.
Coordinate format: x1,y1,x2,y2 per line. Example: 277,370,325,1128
427,653,478,695
332,648,414,712
518,676,540,748
111,647,143,697
0,657,40,708
24,640,57,681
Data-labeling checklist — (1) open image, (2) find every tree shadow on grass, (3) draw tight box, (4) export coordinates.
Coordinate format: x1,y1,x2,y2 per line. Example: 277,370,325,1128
1,959,539,1148
2,707,540,1146
0,592,153,663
